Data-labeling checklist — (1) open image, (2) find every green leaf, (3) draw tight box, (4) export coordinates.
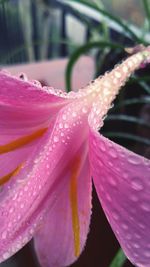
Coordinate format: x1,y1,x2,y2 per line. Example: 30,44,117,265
142,0,150,31
0,0,9,4
109,248,126,267
65,41,123,92
113,97,150,110
104,132,150,146
0,38,76,64
64,0,145,44
129,76,150,94
106,115,150,128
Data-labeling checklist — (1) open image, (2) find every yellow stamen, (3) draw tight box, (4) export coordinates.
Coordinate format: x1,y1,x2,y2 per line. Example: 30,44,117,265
0,163,23,186
0,128,47,154
70,156,81,257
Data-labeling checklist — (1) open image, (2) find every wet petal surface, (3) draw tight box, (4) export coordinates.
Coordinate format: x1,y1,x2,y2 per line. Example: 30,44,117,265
34,141,92,267
89,129,150,267
0,100,91,263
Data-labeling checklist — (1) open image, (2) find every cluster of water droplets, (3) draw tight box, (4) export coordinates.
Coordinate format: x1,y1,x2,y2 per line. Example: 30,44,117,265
88,50,150,130
90,128,150,266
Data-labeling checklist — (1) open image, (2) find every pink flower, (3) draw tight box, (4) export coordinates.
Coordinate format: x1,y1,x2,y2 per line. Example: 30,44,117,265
0,47,150,267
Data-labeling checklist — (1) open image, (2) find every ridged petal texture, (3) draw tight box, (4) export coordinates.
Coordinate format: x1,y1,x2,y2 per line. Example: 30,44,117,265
33,101,92,267
0,70,68,180
0,70,91,266
0,71,69,262
34,141,92,267
89,129,150,267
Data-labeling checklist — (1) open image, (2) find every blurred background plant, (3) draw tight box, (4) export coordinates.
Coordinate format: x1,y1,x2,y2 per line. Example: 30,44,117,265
0,0,150,267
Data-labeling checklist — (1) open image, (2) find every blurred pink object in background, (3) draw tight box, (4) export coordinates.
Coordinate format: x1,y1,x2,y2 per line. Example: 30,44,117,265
5,56,94,91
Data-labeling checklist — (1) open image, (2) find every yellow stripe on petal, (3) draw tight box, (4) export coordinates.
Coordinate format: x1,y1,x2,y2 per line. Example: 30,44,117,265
0,128,47,155
0,163,23,186
70,156,81,257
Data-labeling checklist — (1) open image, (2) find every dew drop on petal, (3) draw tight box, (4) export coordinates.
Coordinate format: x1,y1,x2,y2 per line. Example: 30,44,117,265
128,155,141,165
1,230,7,240
2,252,10,260
131,177,144,191
140,202,150,212
82,107,88,114
64,123,69,129
72,112,77,117
53,136,59,143
99,141,106,152
115,71,121,78
108,148,118,159
62,114,67,120
59,123,63,129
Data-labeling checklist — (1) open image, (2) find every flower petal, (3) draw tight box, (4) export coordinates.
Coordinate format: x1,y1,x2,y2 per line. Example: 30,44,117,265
0,70,69,186
0,102,91,264
0,70,69,134
33,102,92,267
0,123,53,263
89,128,150,266
34,141,92,267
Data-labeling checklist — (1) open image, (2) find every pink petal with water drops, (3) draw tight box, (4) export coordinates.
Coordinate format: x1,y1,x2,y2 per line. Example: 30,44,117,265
0,120,54,263
0,70,69,188
0,70,69,134
0,100,91,264
89,128,150,267
33,102,92,267
34,141,92,267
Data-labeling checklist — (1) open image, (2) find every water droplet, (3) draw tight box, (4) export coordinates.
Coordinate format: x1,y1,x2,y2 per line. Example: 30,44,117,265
112,212,120,221
20,203,24,209
9,207,14,214
113,78,118,84
46,163,49,169
72,112,77,117
122,65,128,73
2,252,10,260
109,148,117,159
133,243,140,249
129,194,138,202
31,80,41,87
140,202,150,212
106,193,112,202
115,71,121,78
103,80,110,87
108,161,113,167
53,136,59,143
131,177,143,191
128,60,133,68
144,250,150,258
59,123,63,129
134,233,141,240
138,222,146,229
108,176,117,187
1,230,7,240
82,107,88,114
62,114,67,120
99,141,106,152
128,155,141,165
64,123,69,129
121,223,128,230
19,73,28,81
